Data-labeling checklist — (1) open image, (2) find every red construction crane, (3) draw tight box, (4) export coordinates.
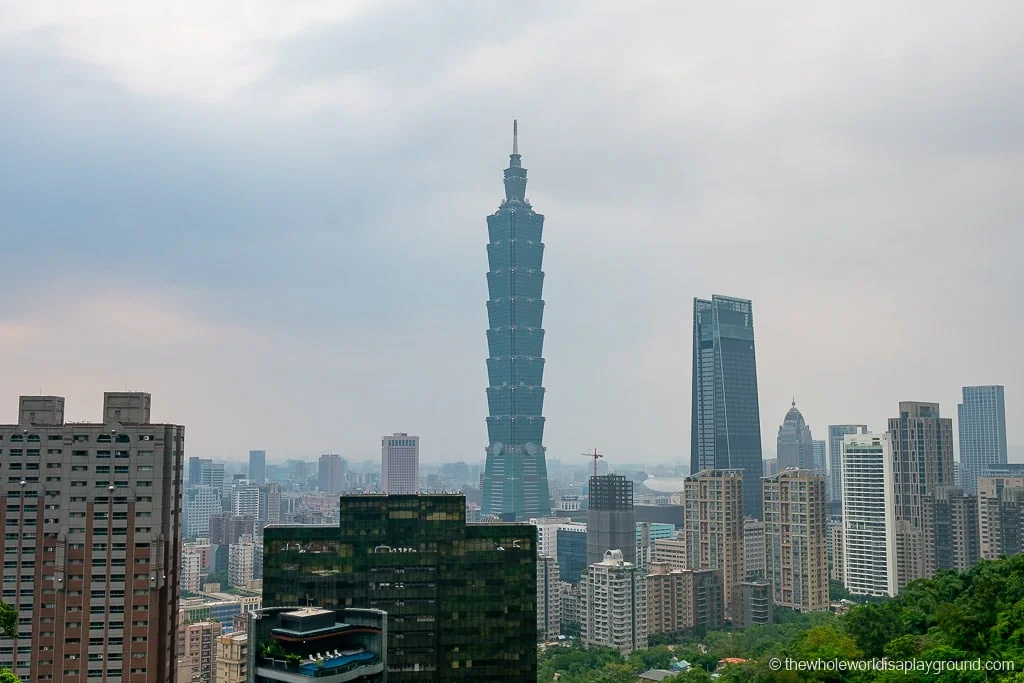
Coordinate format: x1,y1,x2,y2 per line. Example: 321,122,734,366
583,449,604,479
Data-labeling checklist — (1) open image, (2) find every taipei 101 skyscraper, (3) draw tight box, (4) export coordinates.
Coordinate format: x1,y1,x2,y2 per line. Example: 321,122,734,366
481,121,552,520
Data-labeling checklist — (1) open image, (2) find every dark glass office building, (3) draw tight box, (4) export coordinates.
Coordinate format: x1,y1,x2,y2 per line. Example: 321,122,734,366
262,494,536,682
481,121,552,520
557,527,588,583
691,295,764,519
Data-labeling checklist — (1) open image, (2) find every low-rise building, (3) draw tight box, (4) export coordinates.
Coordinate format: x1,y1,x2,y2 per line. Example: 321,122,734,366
248,607,386,682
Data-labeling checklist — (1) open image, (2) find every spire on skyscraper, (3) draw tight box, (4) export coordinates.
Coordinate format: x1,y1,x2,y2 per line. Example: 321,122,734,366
503,120,527,201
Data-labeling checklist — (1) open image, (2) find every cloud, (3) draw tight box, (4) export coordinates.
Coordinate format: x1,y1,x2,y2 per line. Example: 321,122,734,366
0,1,1021,465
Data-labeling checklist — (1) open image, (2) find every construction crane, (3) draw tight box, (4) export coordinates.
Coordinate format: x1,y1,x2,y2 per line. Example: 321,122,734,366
583,449,604,479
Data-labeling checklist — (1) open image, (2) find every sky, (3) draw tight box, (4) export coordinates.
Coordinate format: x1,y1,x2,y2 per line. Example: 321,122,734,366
1,1,1022,466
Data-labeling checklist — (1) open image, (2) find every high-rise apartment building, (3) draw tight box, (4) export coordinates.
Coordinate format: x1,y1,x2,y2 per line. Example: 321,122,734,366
179,620,223,683
958,386,1008,495
537,556,562,642
763,469,829,612
743,517,765,580
978,474,1024,559
382,433,419,494
231,484,261,518
188,458,225,493
841,433,898,598
186,485,224,538
828,520,844,582
734,579,772,630
215,632,248,683
777,401,814,470
646,562,724,637
828,425,868,505
635,522,675,572
228,536,256,587
318,453,346,494
262,494,536,681
248,449,266,484
0,392,183,683
258,483,281,524
587,474,636,565
181,544,204,593
482,122,552,521
691,296,764,519
682,470,745,619
888,402,954,589
581,550,646,654
932,487,980,572
208,513,255,546
652,538,687,570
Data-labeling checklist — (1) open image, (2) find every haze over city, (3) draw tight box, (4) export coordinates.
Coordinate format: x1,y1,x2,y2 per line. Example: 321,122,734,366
1,1,1021,464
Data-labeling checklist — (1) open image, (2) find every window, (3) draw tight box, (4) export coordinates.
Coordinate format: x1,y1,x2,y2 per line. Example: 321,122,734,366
137,466,152,472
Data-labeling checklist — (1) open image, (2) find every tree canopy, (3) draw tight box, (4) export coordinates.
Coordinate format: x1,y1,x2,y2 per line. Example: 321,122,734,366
539,554,1024,681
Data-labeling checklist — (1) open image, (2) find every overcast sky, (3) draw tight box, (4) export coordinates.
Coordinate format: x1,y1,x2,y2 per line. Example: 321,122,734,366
1,1,1021,466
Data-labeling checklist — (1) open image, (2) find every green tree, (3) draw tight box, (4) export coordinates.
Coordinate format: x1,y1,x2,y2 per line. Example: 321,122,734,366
625,645,675,672
883,633,921,659
844,602,904,657
590,663,637,683
0,601,14,639
0,669,20,683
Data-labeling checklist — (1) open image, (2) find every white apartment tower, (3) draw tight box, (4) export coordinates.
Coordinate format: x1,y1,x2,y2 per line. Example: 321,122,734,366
231,484,261,518
841,432,898,597
186,485,223,539
382,433,419,494
228,536,256,588
581,549,647,654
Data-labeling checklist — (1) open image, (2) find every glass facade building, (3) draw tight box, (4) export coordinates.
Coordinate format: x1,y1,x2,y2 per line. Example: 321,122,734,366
261,494,537,682
958,385,1008,495
481,122,552,520
690,295,764,519
828,425,868,505
557,527,588,583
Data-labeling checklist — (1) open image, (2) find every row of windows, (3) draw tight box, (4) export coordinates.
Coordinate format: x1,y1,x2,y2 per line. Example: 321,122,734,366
1,433,154,443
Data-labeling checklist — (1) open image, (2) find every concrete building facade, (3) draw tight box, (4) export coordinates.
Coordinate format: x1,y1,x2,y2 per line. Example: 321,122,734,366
382,433,419,495
646,562,724,637
179,620,222,683
763,469,829,612
582,550,647,654
537,556,562,642
888,401,954,590
0,392,183,683
734,579,773,630
743,517,765,580
933,487,980,572
215,632,248,683
978,475,1024,560
682,469,745,620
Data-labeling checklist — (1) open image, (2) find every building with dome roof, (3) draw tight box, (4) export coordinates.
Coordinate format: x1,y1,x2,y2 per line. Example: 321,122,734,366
777,401,815,471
